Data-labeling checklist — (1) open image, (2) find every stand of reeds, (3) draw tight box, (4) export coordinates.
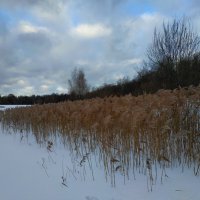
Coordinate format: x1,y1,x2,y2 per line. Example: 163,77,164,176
1,86,200,188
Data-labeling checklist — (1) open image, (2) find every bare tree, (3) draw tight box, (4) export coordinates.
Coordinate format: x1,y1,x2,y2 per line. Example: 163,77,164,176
68,68,89,96
147,17,200,68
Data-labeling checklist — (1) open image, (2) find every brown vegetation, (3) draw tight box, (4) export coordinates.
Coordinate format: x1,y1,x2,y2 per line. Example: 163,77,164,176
1,86,200,187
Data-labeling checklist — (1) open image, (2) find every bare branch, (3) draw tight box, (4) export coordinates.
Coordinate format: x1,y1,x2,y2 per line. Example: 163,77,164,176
68,68,89,96
147,17,200,69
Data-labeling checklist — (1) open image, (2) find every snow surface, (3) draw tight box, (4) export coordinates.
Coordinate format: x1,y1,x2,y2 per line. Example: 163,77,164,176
0,105,200,200
1,130,200,200
0,105,29,111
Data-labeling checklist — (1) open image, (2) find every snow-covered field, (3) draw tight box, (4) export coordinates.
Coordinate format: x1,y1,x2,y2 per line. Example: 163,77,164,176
0,105,200,200
0,105,29,111
1,128,200,200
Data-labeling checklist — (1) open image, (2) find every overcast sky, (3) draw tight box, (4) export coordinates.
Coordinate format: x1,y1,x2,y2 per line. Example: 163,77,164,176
0,0,200,96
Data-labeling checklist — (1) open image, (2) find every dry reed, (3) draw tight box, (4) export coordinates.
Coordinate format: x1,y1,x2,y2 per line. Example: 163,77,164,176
1,85,200,187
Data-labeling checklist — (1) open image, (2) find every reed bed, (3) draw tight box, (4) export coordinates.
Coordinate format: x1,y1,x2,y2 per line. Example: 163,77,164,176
1,86,200,188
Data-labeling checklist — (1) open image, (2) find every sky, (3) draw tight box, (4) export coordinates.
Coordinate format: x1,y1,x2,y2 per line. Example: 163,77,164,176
0,0,200,96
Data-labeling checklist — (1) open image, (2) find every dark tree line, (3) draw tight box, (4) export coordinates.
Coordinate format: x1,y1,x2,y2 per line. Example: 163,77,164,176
0,94,68,105
0,93,88,105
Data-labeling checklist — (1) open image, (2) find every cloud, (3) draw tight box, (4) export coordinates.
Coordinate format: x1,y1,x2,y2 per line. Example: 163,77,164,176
0,0,199,96
71,24,112,38
0,11,168,95
17,32,52,56
17,21,49,34
104,13,167,63
149,0,183,12
0,19,8,36
0,0,63,12
68,0,126,22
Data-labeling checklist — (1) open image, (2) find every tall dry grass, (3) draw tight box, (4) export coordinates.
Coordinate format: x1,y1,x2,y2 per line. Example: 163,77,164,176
1,86,200,187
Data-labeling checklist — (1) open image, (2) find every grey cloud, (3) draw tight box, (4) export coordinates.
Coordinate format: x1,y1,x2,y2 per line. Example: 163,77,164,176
0,30,19,68
0,0,52,7
0,0,64,13
0,19,8,36
0,0,191,17
0,22,55,95
0,29,52,70
72,0,125,11
69,0,127,23
105,24,136,61
68,0,187,24
0,0,199,96
16,32,52,57
0,11,161,95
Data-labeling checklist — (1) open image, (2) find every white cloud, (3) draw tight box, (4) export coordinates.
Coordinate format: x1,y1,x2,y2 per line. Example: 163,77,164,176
56,86,68,93
17,21,49,34
15,86,34,96
17,80,26,86
122,58,142,65
40,85,49,91
71,24,112,38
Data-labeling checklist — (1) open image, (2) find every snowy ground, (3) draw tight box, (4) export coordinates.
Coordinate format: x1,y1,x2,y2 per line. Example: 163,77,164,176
0,105,200,200
1,130,200,200
0,105,29,110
